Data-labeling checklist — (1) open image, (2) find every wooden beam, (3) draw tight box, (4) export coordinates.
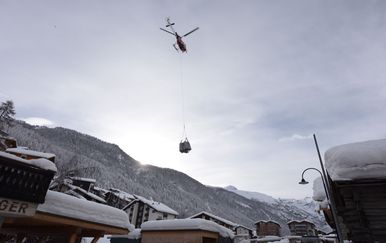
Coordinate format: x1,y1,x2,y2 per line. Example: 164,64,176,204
91,236,101,243
0,226,79,235
67,232,78,243
32,212,128,235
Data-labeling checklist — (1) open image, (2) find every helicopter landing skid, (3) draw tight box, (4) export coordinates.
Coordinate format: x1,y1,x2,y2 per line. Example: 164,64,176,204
173,44,179,52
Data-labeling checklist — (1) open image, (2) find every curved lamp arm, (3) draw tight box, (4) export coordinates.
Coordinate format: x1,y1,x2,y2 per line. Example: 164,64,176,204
299,167,330,201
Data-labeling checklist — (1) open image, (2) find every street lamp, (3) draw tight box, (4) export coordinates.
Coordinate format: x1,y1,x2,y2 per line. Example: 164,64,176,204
297,134,344,243
299,167,330,201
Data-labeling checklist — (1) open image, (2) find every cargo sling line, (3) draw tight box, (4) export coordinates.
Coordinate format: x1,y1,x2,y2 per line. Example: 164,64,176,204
179,54,191,153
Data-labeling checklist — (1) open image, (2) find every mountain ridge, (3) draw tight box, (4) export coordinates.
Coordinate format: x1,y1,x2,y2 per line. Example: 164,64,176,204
6,121,328,233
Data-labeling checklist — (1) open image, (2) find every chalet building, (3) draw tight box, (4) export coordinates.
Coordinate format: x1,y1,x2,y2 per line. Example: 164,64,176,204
189,211,237,231
104,188,135,209
255,220,281,237
6,147,55,162
287,220,317,236
69,177,96,192
66,183,107,204
123,195,178,228
324,138,386,242
234,225,253,242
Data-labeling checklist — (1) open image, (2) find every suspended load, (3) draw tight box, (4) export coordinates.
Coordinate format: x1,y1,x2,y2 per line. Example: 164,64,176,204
179,138,191,153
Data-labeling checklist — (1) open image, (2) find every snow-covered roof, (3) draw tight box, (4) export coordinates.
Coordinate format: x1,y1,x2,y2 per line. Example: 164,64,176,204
126,195,178,215
141,218,234,238
70,176,96,183
255,220,281,226
6,147,55,159
38,190,133,230
325,138,386,181
0,151,57,172
65,183,107,204
189,211,237,227
287,220,315,226
253,236,284,242
312,177,326,202
109,188,135,201
235,225,253,231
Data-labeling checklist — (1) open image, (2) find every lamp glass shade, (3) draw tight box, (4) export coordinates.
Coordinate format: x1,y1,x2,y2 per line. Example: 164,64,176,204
299,178,309,185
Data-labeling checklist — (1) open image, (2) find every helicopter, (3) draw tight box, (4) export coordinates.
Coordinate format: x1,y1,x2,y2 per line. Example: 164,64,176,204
160,18,199,53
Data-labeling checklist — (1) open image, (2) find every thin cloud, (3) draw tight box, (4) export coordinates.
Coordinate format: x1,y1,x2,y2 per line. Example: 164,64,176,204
22,117,55,128
279,134,313,142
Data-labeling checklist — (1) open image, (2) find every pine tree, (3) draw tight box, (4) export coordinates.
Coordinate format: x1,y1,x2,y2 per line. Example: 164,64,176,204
0,100,16,130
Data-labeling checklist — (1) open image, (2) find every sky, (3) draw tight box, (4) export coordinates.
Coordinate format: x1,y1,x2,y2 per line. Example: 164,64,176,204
1,0,386,198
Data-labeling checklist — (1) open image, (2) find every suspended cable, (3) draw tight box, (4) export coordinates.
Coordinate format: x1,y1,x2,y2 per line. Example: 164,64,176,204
179,54,187,139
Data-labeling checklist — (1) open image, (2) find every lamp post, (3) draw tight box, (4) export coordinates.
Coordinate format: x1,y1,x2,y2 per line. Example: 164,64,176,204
298,134,344,243
299,167,330,201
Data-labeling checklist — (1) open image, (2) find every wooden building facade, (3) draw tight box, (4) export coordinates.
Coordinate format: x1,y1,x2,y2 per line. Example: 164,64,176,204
287,220,317,237
255,220,281,237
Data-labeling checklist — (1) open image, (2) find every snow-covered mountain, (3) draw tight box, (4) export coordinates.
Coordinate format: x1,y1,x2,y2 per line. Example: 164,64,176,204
6,121,329,233
225,185,276,204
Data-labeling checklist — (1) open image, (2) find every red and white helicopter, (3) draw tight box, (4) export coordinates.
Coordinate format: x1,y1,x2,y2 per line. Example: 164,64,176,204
160,17,199,53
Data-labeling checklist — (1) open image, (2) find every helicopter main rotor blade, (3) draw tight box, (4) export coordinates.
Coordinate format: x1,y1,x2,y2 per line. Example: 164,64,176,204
160,28,176,36
182,27,199,37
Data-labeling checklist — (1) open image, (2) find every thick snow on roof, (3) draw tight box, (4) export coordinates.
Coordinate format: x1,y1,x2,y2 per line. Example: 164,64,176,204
325,138,386,181
189,211,237,227
109,188,135,201
312,177,326,202
287,220,315,226
70,177,96,183
38,190,132,230
235,225,253,231
141,218,234,238
0,151,57,172
6,147,55,159
134,195,178,215
255,220,280,226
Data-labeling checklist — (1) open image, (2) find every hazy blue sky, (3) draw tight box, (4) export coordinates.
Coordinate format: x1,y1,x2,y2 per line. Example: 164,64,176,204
1,0,386,198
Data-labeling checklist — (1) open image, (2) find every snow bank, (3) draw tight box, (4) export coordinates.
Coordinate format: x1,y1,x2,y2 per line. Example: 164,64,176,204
325,139,386,181
312,177,326,202
38,190,132,230
0,151,57,172
141,218,234,238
